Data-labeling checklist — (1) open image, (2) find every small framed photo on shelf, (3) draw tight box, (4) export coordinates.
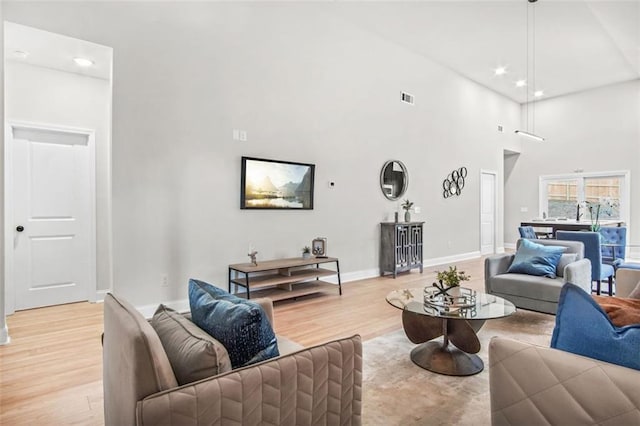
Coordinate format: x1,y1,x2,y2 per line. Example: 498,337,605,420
312,237,327,257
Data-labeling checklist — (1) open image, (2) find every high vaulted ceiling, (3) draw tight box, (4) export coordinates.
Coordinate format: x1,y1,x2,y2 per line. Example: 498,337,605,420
335,0,639,103
5,21,112,81
3,1,638,103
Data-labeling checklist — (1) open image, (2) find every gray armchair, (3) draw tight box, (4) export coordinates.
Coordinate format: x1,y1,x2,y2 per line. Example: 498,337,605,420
489,337,640,425
485,239,591,314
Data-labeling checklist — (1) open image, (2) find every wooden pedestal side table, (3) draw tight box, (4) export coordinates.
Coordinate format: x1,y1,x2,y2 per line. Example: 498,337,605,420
386,286,516,376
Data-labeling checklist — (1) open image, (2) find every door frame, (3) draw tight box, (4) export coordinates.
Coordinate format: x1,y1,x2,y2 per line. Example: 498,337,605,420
480,169,498,255
4,121,97,314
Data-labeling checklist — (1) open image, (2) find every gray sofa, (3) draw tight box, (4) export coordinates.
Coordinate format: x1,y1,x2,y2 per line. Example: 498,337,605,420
103,293,363,426
485,239,591,314
489,337,640,425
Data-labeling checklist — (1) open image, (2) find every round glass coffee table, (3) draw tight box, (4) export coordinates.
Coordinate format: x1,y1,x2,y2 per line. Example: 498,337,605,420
386,286,516,376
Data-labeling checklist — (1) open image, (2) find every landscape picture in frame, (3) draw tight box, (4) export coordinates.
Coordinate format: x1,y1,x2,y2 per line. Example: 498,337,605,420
241,156,315,210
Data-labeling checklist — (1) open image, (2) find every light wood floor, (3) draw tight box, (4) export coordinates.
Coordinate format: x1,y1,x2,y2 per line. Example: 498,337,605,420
0,257,487,425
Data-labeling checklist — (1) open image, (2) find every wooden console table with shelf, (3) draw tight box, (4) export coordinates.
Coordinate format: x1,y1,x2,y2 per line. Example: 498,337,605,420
228,257,342,301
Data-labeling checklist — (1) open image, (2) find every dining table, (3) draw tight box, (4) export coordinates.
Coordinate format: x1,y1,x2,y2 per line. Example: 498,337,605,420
520,219,625,238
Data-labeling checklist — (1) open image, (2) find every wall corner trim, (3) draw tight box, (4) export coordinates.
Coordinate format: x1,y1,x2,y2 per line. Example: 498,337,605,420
0,325,10,345
96,289,109,303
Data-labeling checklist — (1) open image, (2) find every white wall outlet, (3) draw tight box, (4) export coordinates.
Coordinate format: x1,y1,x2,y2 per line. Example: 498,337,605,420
160,273,169,288
520,207,528,213
239,130,247,142
414,206,421,214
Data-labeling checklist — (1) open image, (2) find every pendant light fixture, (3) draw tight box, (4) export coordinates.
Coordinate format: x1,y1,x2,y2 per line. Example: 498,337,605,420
515,129,545,142
515,0,545,142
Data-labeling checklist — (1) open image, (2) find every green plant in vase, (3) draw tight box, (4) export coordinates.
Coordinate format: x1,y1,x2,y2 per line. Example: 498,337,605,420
432,266,470,296
587,198,618,232
401,199,414,222
302,246,311,259
587,202,602,231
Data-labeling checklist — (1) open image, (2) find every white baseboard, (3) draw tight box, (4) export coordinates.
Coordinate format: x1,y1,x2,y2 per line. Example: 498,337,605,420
424,251,481,268
496,246,505,254
0,325,10,345
96,289,109,303
134,269,381,317
504,243,517,250
324,268,379,284
133,258,488,318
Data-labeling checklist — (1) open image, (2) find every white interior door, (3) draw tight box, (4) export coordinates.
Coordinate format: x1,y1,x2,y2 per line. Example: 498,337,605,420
480,171,496,255
10,124,95,311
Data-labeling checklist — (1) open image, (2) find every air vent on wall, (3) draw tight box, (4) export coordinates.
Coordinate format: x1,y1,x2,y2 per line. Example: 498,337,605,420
400,91,414,105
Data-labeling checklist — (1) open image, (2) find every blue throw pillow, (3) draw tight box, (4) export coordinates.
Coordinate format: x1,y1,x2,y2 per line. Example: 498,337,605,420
507,239,566,278
551,283,640,370
188,279,279,368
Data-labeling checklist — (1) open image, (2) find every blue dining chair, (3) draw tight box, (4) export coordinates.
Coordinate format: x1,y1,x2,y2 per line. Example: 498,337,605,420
556,231,614,295
599,227,626,269
518,226,537,239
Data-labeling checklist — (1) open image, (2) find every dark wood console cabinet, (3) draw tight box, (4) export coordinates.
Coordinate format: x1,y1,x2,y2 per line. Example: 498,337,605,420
380,222,424,278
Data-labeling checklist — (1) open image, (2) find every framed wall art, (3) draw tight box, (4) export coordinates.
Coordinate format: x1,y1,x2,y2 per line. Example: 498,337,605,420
240,156,315,210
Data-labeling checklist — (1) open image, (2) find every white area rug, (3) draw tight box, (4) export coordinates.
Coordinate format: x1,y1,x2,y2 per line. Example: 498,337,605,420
361,310,555,425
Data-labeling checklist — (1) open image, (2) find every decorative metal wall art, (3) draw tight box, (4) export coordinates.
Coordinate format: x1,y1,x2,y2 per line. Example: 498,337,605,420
443,167,467,199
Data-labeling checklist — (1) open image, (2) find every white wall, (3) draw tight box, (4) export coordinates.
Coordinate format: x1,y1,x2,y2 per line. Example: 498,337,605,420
505,79,640,247
5,62,112,300
5,2,521,307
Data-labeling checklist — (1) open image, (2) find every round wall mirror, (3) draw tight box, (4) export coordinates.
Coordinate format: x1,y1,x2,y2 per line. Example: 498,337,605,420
380,160,408,201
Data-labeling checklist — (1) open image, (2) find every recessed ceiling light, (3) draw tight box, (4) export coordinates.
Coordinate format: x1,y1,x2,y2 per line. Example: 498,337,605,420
13,50,29,59
515,79,527,88
73,57,94,67
534,90,544,97
494,66,507,76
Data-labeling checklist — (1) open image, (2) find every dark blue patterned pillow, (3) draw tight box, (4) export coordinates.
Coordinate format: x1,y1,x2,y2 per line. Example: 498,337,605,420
188,279,279,368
